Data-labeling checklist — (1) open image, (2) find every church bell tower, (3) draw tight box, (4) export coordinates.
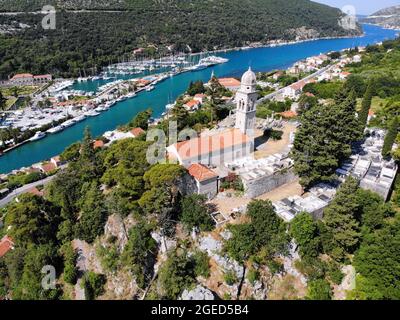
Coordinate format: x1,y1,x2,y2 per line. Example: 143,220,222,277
235,67,258,136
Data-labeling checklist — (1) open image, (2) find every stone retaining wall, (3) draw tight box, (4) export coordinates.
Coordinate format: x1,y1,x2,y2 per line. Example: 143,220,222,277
242,168,297,198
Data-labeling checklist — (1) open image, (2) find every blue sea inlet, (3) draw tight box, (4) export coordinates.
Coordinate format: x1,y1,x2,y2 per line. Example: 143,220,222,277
0,24,398,174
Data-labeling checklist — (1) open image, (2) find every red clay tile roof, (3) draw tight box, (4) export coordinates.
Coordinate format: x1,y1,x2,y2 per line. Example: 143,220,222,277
11,73,33,79
136,79,150,85
279,110,297,118
0,236,14,258
171,128,251,161
184,100,200,109
40,162,56,173
290,81,306,91
131,127,145,137
188,164,218,182
33,74,52,79
93,140,105,149
218,78,241,88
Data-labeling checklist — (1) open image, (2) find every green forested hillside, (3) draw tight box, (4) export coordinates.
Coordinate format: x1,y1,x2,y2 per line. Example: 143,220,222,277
0,0,361,78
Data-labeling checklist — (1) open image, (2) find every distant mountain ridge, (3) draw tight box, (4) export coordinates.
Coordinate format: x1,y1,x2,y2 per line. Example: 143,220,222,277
362,5,400,30
0,0,362,79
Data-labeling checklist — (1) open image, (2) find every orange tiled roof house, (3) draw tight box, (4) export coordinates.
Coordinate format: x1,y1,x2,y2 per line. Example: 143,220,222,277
188,164,219,199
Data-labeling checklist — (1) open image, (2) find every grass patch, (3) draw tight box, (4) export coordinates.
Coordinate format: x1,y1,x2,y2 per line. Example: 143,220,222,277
1,86,38,97
356,96,388,113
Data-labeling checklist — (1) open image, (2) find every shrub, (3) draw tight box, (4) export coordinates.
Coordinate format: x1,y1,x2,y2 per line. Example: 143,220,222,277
192,251,210,278
306,279,332,300
81,271,106,300
247,268,260,285
224,270,238,286
267,259,284,275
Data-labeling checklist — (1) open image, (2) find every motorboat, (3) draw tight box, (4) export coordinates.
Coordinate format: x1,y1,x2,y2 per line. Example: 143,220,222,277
46,125,64,134
29,131,46,141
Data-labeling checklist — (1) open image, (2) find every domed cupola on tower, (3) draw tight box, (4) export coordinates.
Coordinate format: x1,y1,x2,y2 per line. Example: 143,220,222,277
240,67,257,93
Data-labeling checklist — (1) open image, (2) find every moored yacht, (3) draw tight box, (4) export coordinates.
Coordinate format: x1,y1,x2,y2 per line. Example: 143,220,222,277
29,131,46,141
47,125,65,134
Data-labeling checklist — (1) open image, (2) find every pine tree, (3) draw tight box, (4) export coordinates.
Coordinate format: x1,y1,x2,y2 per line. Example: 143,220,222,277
322,177,361,261
171,104,189,130
129,109,152,130
382,117,399,157
334,84,352,104
359,82,374,128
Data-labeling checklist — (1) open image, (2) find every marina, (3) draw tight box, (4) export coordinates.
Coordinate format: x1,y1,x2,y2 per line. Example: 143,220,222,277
0,24,398,174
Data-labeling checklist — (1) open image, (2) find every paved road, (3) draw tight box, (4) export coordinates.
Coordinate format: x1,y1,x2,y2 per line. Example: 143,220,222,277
256,63,336,105
0,174,56,208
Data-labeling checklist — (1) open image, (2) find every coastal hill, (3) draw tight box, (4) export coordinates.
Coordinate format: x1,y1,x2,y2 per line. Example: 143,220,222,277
0,0,362,78
361,5,400,30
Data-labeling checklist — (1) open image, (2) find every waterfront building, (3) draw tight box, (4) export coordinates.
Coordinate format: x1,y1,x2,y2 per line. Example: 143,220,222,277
217,77,241,91
8,73,52,86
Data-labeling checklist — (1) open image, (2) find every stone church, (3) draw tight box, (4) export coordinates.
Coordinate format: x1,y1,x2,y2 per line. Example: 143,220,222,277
167,68,258,168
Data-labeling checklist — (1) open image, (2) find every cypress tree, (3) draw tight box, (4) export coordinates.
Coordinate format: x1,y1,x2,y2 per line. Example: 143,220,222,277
75,181,107,243
382,117,399,157
80,126,95,162
359,82,374,128
337,90,363,144
0,91,6,110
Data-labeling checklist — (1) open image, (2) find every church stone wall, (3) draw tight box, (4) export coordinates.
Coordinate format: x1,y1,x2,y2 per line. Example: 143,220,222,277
242,169,297,198
198,177,219,200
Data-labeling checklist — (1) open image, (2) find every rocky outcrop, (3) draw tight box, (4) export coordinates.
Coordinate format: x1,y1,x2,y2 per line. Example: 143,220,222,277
104,214,128,252
100,269,140,300
180,285,215,300
286,27,320,41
